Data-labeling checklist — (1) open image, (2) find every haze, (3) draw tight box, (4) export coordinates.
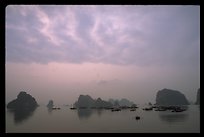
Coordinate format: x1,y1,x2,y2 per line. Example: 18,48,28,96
6,5,200,105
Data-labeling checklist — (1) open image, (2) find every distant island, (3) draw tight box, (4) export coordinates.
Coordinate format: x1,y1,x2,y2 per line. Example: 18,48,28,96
195,88,200,105
6,91,39,123
74,95,113,108
155,88,189,106
7,88,198,110
108,98,134,107
7,91,38,110
73,95,135,108
47,100,54,109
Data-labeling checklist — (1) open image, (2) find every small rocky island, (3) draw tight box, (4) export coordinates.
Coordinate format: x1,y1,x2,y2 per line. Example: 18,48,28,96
73,95,136,110
156,88,189,106
109,98,134,107
7,91,38,110
74,95,113,108
195,88,200,105
47,100,54,109
7,91,38,123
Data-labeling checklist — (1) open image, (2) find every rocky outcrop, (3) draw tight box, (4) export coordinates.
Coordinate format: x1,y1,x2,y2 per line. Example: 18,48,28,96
156,88,189,106
7,91,38,110
94,98,112,108
74,95,95,108
74,95,112,108
108,98,134,107
195,88,200,105
47,100,54,108
119,98,134,106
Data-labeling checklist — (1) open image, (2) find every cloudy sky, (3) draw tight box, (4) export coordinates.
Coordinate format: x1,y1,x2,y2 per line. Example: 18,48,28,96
6,5,200,105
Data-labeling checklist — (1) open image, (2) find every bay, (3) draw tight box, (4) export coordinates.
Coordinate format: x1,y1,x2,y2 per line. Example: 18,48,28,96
6,105,200,133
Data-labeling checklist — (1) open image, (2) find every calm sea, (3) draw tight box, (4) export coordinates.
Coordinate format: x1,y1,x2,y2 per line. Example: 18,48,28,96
6,105,200,133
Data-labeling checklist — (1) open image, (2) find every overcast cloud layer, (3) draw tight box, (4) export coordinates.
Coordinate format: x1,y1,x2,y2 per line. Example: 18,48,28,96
6,5,200,66
6,5,200,105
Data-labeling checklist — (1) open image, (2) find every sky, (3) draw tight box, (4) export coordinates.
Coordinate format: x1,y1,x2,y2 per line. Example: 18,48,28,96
6,5,200,105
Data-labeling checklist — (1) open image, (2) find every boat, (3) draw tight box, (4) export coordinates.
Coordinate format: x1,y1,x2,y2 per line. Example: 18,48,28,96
70,107,77,110
52,107,60,110
154,108,166,111
154,107,167,111
135,116,140,120
143,107,153,111
111,108,121,112
130,109,136,111
171,107,186,112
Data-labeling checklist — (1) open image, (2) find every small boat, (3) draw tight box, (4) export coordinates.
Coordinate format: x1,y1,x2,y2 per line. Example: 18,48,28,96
130,109,136,111
171,108,186,112
52,107,61,110
111,108,121,112
70,107,77,110
143,107,153,111
135,116,140,120
131,106,138,109
154,107,167,111
155,109,166,111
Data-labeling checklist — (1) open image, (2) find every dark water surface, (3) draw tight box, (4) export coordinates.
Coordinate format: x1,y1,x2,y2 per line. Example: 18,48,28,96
6,105,200,133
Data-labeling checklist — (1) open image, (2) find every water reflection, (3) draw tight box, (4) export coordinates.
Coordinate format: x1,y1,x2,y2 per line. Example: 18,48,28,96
7,107,37,124
47,108,53,114
159,113,189,123
77,109,103,120
158,106,189,123
96,109,103,116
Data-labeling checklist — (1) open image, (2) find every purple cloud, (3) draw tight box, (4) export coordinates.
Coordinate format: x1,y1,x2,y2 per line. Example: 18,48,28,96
6,5,200,67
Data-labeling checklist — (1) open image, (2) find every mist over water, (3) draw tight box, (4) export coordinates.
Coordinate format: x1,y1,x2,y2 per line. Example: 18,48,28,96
6,105,200,133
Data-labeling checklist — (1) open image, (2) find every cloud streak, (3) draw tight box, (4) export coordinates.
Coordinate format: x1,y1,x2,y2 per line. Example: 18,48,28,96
6,5,200,67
